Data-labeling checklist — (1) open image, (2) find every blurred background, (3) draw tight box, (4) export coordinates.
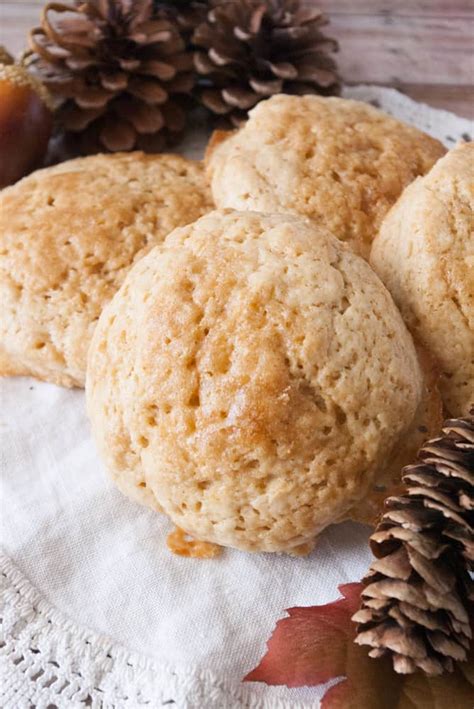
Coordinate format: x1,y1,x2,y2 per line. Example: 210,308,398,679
1,0,473,118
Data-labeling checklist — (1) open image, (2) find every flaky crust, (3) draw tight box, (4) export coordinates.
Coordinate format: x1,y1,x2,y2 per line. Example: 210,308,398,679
0,152,213,388
371,142,474,416
87,209,427,553
205,95,445,259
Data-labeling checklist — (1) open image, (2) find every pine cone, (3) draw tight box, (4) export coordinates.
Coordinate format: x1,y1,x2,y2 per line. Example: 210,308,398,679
25,1,195,154
353,410,474,676
193,0,340,127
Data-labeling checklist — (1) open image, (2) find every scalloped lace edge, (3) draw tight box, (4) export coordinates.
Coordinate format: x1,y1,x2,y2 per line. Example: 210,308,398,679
0,553,304,709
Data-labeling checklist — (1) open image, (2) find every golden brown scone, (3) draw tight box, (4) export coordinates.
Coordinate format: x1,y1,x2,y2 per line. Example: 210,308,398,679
348,345,442,526
205,95,445,259
0,152,213,388
370,142,474,416
87,209,429,554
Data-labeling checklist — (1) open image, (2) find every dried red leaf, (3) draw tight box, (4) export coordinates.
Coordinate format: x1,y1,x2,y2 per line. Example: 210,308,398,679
244,583,474,709
245,583,360,687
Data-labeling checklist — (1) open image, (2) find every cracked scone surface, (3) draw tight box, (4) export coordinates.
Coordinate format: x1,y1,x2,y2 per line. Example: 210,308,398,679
371,142,474,416
0,152,212,388
206,95,445,259
87,209,424,553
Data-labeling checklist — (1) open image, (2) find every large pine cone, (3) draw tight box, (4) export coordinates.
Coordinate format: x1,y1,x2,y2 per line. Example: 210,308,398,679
353,411,474,676
193,0,340,127
26,1,195,154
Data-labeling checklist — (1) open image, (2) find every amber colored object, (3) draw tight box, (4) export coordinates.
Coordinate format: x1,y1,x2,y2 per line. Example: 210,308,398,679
0,64,53,188
167,526,221,559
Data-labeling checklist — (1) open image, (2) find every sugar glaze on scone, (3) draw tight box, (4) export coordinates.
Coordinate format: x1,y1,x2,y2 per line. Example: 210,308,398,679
0,152,212,388
206,95,445,259
87,209,429,554
371,142,474,416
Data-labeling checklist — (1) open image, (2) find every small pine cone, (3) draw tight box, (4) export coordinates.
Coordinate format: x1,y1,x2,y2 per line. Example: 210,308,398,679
193,0,340,127
25,1,195,154
353,410,474,676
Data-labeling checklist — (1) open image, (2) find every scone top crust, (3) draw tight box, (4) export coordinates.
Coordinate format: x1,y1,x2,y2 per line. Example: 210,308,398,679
371,142,474,416
87,209,423,553
205,94,446,259
0,152,212,388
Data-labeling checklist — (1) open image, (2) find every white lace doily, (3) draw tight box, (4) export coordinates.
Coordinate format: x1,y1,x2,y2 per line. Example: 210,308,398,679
1,86,472,709
1,554,294,709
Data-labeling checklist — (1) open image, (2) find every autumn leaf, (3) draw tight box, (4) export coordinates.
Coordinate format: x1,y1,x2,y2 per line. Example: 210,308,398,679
244,583,474,709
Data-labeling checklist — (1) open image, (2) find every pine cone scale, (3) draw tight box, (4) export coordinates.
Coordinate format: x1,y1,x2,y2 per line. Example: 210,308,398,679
221,86,258,109
65,56,96,70
201,89,231,114
128,78,168,104
371,526,447,558
194,51,215,74
422,443,473,463
407,485,464,510
383,507,439,530
75,87,114,109
30,31,69,61
405,546,454,593
165,72,194,93
248,5,266,34
428,632,467,660
100,70,128,90
249,76,282,94
115,99,164,133
357,624,428,660
140,59,176,79
388,606,414,629
100,116,135,151
266,60,298,78
208,47,238,67
425,585,470,622
370,547,412,580
116,57,140,71
41,76,85,97
59,103,104,130
297,66,338,86
399,602,451,632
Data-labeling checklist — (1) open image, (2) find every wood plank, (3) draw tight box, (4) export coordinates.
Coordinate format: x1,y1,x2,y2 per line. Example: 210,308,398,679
317,1,473,16
329,14,473,86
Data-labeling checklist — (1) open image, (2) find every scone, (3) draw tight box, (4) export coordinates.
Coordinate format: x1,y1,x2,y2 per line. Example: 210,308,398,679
205,95,445,259
371,142,474,416
87,209,434,554
0,152,213,388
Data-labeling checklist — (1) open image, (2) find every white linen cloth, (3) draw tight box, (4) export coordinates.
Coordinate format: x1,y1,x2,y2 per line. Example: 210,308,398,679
1,87,471,709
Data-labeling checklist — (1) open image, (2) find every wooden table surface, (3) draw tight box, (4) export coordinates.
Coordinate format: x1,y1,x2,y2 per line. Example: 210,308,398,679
2,0,473,119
